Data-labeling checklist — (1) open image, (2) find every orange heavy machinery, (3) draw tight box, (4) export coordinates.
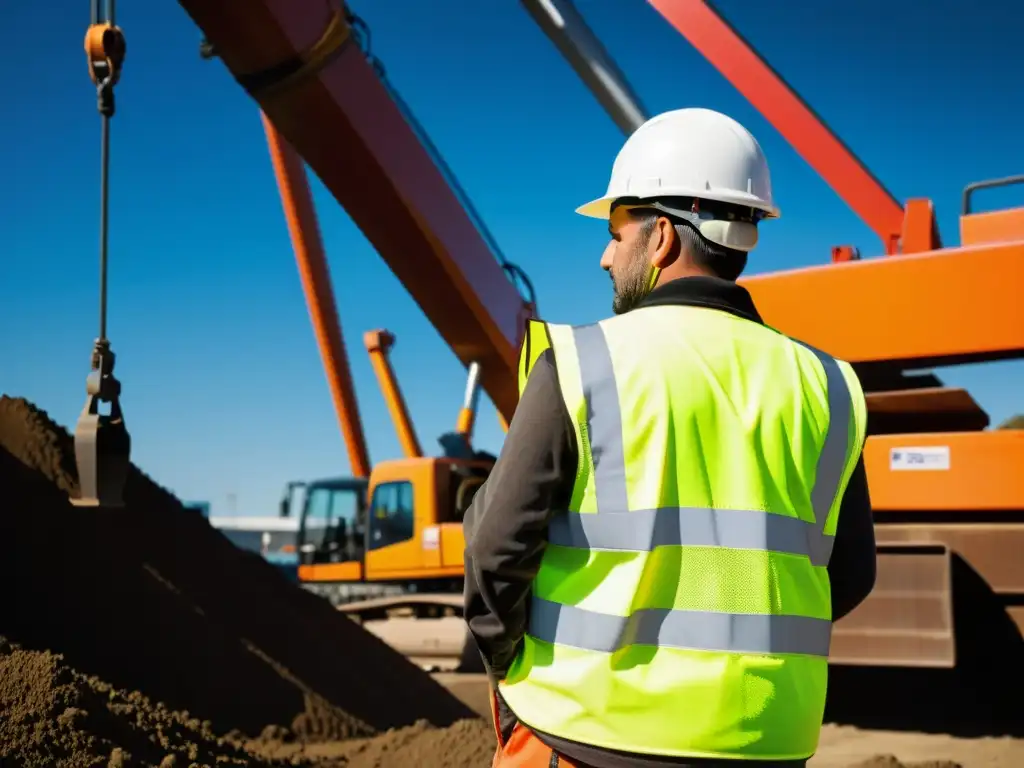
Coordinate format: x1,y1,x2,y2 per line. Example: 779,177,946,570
642,0,1024,666
110,0,1020,671
285,331,495,609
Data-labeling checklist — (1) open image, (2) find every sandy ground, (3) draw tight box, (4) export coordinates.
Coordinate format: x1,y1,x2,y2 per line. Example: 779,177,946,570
811,727,1024,768
434,673,1024,768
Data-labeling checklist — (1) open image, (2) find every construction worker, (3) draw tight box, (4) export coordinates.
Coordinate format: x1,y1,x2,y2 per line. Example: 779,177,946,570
463,108,877,768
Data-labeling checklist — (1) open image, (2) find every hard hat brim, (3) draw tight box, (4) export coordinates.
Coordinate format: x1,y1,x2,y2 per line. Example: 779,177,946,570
575,196,614,219
576,194,780,221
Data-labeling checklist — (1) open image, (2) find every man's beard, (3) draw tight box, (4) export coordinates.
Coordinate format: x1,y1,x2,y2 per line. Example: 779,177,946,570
611,238,652,315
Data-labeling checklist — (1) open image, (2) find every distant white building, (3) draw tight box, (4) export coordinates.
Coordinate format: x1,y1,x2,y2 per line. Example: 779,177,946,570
208,515,299,561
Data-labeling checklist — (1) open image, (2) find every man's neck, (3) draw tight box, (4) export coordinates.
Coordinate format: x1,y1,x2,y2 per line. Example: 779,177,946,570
656,267,722,287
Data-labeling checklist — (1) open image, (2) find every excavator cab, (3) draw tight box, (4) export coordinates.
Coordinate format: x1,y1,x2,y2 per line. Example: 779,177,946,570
295,477,369,567
293,453,494,591
359,454,493,582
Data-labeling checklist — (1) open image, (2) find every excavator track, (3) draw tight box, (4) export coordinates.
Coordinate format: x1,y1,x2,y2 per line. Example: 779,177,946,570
330,592,484,673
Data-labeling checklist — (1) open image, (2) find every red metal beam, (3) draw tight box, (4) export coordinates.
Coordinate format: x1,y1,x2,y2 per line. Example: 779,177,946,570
179,0,530,421
264,115,372,478
648,0,906,254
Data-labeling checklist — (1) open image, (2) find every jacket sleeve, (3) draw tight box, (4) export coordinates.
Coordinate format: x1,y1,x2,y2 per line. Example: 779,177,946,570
463,349,577,682
827,456,877,621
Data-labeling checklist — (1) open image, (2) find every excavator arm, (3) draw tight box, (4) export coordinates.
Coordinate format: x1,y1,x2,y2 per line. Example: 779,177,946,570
363,329,423,460
265,118,372,478
180,0,533,423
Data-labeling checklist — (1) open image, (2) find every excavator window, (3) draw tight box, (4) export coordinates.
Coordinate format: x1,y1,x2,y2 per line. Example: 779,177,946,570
301,485,365,564
367,481,415,551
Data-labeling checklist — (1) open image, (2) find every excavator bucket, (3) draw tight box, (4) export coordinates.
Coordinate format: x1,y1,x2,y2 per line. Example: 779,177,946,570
71,341,131,508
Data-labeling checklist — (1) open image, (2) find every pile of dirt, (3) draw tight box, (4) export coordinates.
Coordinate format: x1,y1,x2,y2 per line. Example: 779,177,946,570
323,719,494,768
0,636,287,767
0,632,491,768
0,396,474,746
246,719,494,767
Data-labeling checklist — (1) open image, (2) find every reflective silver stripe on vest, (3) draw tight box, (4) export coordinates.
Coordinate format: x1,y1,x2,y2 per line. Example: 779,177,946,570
527,323,853,658
549,505,821,557
530,596,832,658
574,323,630,514
560,325,852,565
797,341,852,567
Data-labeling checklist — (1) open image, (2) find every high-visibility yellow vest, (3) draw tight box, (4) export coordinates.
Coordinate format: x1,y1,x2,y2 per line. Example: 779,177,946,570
500,304,868,762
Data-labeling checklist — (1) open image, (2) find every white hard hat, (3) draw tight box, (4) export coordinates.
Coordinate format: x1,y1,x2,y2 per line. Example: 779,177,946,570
577,108,779,251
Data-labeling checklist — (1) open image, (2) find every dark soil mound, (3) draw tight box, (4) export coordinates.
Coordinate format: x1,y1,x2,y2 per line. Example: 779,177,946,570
247,719,495,768
334,719,495,768
0,396,473,743
0,635,282,768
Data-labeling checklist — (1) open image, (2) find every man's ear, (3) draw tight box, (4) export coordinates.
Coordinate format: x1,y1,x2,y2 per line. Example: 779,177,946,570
651,216,680,269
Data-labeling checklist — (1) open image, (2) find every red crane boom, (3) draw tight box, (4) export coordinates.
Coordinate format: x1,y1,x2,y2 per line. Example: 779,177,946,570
179,0,534,423
648,0,909,254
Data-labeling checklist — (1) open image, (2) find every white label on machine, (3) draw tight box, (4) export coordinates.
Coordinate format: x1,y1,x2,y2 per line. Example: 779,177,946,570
422,525,440,551
889,446,950,471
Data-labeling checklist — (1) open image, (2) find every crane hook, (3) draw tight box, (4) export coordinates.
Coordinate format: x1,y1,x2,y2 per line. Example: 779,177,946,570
72,339,131,507
72,0,131,508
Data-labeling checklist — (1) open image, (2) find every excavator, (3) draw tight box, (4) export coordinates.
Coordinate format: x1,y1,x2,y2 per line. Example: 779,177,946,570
74,0,1021,672
269,331,497,668
281,331,495,607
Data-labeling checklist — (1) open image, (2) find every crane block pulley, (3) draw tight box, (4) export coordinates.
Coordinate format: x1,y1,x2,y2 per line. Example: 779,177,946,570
84,21,126,116
84,23,126,86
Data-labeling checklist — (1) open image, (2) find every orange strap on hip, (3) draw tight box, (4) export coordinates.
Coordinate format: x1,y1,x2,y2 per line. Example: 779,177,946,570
489,683,505,746
492,722,583,768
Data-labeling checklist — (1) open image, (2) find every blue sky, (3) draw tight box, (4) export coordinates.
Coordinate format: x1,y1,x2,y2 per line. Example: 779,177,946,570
4,0,1022,515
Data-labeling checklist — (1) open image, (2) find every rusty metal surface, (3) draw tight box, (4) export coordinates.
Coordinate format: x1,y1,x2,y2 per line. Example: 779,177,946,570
831,544,955,668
